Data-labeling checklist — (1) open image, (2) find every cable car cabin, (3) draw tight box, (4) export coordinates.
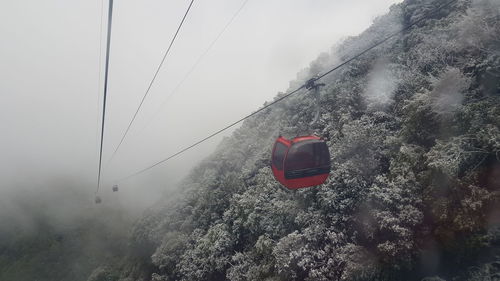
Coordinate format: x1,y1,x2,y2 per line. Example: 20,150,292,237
112,185,119,192
271,136,331,189
95,196,102,204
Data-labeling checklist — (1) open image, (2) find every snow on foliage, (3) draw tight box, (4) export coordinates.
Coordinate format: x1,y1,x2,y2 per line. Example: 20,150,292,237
114,0,500,280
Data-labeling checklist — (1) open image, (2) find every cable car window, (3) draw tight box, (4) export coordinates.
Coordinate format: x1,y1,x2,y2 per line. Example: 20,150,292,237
272,142,288,170
285,141,330,171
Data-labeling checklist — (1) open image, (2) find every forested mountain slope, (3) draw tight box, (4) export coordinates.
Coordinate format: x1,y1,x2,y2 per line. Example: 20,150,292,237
110,0,500,280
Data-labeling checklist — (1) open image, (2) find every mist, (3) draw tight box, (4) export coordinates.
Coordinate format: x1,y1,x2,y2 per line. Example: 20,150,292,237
1,0,499,280
0,4,403,277
364,58,400,109
0,0,401,217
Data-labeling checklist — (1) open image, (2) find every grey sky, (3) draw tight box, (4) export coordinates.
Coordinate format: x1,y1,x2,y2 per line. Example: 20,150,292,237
0,0,401,207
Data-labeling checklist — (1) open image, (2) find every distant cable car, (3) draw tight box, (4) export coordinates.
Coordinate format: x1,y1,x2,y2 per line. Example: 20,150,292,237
271,136,331,189
95,196,102,204
112,184,118,192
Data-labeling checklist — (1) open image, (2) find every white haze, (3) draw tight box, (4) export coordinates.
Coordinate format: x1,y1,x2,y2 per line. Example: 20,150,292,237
430,67,471,114
0,0,402,218
364,58,399,109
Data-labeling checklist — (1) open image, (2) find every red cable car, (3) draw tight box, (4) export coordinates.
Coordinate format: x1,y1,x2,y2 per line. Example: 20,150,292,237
271,135,331,189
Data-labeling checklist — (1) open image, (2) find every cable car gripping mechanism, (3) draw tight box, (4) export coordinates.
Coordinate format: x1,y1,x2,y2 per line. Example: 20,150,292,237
305,77,325,126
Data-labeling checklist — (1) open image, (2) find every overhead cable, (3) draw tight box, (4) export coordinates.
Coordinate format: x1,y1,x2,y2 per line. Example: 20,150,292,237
116,0,458,182
96,0,114,193
108,0,196,163
141,0,250,132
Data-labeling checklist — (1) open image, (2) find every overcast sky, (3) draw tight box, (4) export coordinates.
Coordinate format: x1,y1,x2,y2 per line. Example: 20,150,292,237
0,0,401,208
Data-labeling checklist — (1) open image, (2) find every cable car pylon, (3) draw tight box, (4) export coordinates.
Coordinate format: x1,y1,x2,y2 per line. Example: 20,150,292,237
305,77,325,126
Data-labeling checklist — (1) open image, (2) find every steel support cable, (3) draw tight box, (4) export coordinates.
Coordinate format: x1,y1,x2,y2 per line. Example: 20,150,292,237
108,0,195,164
96,0,114,194
116,0,458,182
141,0,250,133
95,0,105,169
118,85,305,182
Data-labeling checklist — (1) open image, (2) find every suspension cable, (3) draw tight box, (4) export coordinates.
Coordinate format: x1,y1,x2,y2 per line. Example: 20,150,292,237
116,0,458,182
95,0,104,176
96,0,114,194
141,0,250,133
108,0,195,164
